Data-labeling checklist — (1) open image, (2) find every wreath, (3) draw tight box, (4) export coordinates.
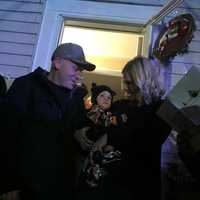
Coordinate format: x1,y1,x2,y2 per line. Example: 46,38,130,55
153,13,196,64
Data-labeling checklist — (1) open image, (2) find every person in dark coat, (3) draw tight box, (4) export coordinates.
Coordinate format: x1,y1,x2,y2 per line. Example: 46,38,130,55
0,74,7,101
0,43,95,200
0,74,8,199
103,56,171,200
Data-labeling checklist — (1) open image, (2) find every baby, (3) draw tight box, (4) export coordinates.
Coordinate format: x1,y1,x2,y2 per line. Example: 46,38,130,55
77,83,127,187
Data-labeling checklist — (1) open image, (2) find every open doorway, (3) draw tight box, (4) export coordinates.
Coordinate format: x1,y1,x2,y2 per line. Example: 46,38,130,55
61,20,143,99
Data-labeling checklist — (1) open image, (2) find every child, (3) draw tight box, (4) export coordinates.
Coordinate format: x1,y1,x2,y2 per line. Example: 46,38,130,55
75,83,127,187
86,82,117,144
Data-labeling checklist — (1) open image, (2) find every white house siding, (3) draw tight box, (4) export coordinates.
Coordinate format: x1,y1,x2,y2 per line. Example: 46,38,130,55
79,0,167,6
0,0,46,78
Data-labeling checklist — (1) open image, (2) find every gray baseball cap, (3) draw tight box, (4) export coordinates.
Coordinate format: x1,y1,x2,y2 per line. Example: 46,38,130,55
51,43,96,71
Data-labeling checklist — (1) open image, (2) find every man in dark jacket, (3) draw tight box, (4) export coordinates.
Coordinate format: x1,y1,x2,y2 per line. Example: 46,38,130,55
0,74,7,98
0,43,95,200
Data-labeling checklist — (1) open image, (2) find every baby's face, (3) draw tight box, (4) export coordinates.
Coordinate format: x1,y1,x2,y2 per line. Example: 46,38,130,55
96,91,112,110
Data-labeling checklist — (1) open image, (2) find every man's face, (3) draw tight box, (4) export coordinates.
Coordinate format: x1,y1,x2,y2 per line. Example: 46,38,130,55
54,58,83,89
96,91,112,110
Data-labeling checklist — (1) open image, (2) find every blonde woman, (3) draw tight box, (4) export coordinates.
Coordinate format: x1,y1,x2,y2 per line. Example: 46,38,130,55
122,56,167,105
104,56,171,200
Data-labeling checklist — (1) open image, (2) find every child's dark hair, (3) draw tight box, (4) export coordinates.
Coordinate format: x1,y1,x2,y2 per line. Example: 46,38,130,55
91,82,116,105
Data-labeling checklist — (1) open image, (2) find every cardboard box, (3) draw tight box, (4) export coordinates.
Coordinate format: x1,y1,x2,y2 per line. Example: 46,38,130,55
157,66,200,152
157,100,200,131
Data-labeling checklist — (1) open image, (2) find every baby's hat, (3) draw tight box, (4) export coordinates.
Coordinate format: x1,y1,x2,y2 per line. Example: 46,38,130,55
91,82,116,104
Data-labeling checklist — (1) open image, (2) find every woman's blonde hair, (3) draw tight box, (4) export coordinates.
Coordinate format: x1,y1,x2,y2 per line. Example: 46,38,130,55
122,56,166,105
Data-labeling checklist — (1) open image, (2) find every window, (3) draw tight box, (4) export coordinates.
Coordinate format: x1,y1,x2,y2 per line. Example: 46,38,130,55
61,20,143,76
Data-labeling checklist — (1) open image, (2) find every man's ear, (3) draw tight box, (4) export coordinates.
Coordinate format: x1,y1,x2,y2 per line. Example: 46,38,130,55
52,58,61,70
